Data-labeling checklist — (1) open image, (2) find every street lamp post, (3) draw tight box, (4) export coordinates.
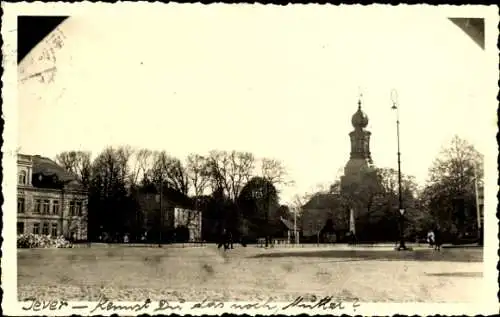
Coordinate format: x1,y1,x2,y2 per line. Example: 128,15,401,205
293,209,299,244
473,164,482,243
391,90,408,251
158,176,163,248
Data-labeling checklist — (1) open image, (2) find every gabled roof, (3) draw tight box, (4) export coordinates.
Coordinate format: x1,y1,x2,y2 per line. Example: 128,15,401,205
280,216,298,231
302,193,341,210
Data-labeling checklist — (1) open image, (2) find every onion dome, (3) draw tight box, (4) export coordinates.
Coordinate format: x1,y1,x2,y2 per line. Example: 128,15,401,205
351,99,369,129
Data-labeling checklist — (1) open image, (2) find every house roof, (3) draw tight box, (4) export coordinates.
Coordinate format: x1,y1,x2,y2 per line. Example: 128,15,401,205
30,155,76,182
136,185,194,209
302,193,341,210
280,216,298,231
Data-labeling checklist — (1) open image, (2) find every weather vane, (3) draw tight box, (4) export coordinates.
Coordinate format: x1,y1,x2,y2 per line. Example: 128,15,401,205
358,86,363,108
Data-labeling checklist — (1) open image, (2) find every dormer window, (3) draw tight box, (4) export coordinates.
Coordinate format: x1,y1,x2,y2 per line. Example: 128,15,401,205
18,171,27,185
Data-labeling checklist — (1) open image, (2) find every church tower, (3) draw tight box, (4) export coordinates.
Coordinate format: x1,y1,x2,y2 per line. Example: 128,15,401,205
341,98,375,189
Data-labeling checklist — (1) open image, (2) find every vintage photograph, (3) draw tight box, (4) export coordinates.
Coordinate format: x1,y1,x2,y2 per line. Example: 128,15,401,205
2,3,498,316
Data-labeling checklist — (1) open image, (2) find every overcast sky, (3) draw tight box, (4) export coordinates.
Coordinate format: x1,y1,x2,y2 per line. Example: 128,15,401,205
17,5,497,204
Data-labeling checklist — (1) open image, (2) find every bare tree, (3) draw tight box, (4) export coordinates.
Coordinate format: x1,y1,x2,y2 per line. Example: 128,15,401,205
186,153,210,197
184,154,211,233
289,193,310,218
128,148,154,187
90,146,134,239
115,145,133,190
207,150,255,201
55,151,92,188
91,146,130,196
150,151,189,195
260,158,294,191
423,135,484,236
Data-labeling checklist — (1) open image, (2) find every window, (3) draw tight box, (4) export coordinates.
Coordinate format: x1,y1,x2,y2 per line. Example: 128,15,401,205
69,201,76,216
51,223,58,237
42,223,49,235
76,201,83,216
17,222,25,235
42,200,50,214
17,197,25,213
33,223,40,234
34,199,42,214
18,170,27,185
69,201,83,216
364,139,369,153
52,200,60,215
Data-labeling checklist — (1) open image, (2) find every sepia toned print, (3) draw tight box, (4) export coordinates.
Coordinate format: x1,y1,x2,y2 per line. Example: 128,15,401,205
2,3,499,316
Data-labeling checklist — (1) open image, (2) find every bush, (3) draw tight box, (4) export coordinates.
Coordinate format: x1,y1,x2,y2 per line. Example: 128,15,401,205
17,233,72,248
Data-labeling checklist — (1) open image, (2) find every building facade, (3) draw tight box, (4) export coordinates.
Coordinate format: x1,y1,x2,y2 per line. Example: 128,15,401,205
17,154,88,240
174,208,202,242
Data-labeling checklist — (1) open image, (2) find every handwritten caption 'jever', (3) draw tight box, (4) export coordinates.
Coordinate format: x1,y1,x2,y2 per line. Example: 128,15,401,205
21,296,361,313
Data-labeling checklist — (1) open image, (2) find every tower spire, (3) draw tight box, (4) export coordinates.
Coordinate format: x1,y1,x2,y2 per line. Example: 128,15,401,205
357,87,363,109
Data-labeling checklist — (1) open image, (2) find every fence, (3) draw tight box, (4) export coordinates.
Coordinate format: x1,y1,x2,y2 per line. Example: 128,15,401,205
70,241,209,248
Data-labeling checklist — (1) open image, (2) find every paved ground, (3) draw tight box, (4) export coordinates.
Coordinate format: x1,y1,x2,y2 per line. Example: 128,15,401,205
17,244,484,302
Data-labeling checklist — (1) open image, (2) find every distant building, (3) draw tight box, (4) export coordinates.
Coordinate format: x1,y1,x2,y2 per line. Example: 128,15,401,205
301,192,348,242
301,193,337,238
135,191,175,233
17,154,88,240
278,216,298,243
134,186,201,242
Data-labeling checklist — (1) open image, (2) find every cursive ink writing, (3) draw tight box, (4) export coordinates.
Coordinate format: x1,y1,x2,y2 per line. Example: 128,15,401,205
282,296,345,311
89,296,151,313
191,298,225,309
230,298,277,310
19,66,57,84
352,297,360,311
154,299,184,311
21,298,68,311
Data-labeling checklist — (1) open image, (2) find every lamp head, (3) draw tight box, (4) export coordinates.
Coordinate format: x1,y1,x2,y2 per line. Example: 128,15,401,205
391,89,399,110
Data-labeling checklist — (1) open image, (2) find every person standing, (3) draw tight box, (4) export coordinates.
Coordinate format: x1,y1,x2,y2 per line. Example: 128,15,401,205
218,228,228,251
228,230,234,249
434,226,442,251
427,230,435,248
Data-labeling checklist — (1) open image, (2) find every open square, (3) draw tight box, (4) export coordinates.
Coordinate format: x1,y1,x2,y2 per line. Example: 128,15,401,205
18,245,483,303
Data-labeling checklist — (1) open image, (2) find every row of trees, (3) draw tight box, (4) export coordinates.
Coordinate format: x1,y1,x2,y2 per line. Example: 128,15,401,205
294,135,484,243
420,136,483,242
56,135,483,244
55,149,292,243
